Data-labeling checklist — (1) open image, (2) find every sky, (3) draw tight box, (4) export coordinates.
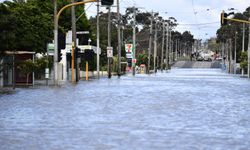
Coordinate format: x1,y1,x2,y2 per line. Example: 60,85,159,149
0,0,249,40
85,0,250,40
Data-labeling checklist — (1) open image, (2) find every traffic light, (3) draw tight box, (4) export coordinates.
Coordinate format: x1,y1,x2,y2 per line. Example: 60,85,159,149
101,0,113,6
75,47,81,59
221,11,228,26
58,50,62,62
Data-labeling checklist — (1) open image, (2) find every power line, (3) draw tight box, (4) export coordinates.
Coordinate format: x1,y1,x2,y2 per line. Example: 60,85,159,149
178,21,219,26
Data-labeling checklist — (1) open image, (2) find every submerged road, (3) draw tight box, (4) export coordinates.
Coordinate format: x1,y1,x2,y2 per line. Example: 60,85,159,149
0,69,250,149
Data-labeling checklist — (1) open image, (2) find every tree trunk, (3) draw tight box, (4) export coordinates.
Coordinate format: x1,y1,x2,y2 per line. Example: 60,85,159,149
26,73,30,86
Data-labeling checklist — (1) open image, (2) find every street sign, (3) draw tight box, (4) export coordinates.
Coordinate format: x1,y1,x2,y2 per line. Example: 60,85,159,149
76,31,89,34
47,43,54,55
66,30,72,44
125,44,133,53
126,53,132,59
132,59,137,63
45,68,49,79
107,47,113,58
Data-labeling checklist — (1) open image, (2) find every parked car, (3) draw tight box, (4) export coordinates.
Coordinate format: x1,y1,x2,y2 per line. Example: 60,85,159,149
197,56,204,61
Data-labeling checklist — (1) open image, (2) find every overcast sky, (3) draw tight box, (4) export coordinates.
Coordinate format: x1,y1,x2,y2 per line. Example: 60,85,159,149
1,0,249,40
85,0,249,40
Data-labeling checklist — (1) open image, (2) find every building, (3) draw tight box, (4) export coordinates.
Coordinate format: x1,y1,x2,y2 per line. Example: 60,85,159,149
0,51,35,87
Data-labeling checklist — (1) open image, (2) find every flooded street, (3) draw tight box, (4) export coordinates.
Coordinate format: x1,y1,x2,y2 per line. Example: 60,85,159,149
1,69,250,149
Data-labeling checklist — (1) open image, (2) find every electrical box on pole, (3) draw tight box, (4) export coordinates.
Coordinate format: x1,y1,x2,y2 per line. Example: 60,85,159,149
101,0,113,6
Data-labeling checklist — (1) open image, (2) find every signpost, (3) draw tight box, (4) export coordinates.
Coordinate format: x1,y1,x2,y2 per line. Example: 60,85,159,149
107,46,113,58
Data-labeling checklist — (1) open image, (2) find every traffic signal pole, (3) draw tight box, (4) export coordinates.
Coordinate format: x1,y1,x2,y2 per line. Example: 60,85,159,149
53,0,97,85
221,10,250,77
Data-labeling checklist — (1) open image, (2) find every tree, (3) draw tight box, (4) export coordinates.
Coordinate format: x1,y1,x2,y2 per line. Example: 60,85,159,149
0,0,91,54
18,59,36,85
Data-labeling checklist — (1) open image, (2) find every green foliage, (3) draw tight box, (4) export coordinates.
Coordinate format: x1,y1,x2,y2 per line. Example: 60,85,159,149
0,0,90,54
240,51,248,70
136,53,148,66
216,7,249,54
17,59,36,85
35,56,53,79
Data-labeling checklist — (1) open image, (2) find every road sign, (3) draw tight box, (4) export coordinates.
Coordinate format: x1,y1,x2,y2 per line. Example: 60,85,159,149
76,31,89,34
126,53,132,59
45,68,49,79
47,43,54,55
107,47,113,58
66,30,72,44
132,59,137,63
125,44,133,53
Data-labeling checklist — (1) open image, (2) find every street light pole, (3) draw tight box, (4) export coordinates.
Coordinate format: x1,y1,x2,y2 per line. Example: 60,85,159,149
53,0,97,85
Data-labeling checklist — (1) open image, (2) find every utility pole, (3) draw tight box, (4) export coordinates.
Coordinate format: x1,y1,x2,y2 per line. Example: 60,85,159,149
132,6,136,76
153,20,158,73
53,0,58,85
96,0,100,79
175,39,178,61
234,31,237,74
148,11,153,74
165,22,169,70
248,18,250,78
117,0,121,77
71,0,77,82
229,39,233,74
169,30,172,65
108,6,112,78
160,21,165,71
242,23,245,75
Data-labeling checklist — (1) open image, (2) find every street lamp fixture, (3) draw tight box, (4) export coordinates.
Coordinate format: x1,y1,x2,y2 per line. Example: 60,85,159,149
88,38,92,45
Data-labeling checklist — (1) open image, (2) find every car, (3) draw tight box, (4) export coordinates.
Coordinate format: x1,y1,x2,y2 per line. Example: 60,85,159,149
197,56,204,61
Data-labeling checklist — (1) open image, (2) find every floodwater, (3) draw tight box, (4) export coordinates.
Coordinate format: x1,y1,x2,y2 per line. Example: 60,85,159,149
0,69,250,150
